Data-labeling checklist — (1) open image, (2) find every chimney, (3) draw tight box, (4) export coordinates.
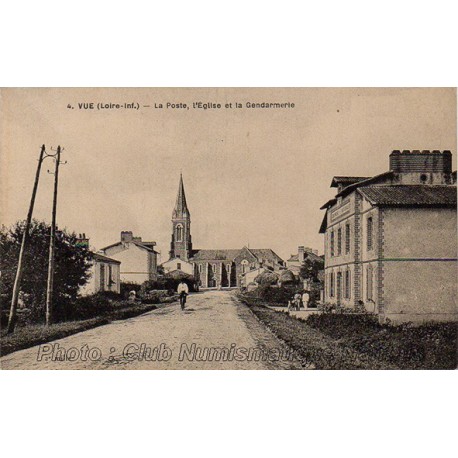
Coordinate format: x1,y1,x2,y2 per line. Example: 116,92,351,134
121,231,133,242
76,234,89,248
389,150,452,174
298,246,305,263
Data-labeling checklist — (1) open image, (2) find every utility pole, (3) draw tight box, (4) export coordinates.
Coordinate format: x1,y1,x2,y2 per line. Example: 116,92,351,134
45,146,61,326
7,145,46,334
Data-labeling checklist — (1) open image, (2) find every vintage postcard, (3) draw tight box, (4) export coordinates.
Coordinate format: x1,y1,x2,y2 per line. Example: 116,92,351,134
0,87,456,370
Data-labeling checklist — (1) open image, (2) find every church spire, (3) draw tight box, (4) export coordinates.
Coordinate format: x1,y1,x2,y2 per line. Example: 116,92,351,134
170,174,192,261
172,173,190,219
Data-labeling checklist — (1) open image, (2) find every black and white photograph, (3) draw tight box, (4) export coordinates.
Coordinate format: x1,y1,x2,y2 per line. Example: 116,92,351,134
0,3,457,458
1,88,456,370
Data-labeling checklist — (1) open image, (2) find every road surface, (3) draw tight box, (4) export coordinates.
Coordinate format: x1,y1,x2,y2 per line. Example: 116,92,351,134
1,290,302,370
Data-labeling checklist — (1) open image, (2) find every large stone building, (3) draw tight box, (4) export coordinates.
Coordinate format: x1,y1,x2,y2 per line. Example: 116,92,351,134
319,150,457,323
99,231,158,284
165,174,285,288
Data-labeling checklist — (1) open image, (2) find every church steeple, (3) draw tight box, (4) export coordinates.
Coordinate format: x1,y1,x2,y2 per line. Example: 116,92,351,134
169,174,192,261
172,173,190,219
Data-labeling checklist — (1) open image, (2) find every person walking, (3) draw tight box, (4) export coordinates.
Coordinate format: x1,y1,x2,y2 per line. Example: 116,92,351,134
302,290,310,309
177,281,189,310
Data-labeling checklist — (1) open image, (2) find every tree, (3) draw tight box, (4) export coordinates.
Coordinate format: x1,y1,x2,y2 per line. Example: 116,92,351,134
0,220,92,322
254,270,279,286
299,253,324,283
279,269,296,285
299,253,324,306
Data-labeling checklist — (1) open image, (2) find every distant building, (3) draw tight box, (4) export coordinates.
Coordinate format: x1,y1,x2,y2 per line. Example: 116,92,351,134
81,253,121,295
99,231,158,284
75,234,121,295
192,247,284,288
319,149,457,323
161,257,194,276
287,246,322,277
164,174,285,288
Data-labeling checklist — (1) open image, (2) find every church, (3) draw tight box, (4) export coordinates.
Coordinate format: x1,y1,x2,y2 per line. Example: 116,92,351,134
161,175,285,288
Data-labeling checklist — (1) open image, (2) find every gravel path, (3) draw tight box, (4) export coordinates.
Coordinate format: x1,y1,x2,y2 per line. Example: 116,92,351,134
0,291,302,370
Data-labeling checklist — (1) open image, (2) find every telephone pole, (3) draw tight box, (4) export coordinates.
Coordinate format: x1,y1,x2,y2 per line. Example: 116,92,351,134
45,146,62,326
7,145,46,334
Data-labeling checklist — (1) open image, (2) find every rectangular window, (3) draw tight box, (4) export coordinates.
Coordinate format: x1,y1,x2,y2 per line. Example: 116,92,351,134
367,217,373,251
330,231,335,257
330,272,335,297
345,270,351,299
345,224,350,254
100,264,105,290
337,228,342,255
177,262,181,270
108,264,113,284
366,266,373,300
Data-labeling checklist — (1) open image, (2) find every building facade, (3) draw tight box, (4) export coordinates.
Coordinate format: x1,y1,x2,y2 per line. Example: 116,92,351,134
99,231,158,284
165,175,285,288
320,150,457,323
81,253,121,296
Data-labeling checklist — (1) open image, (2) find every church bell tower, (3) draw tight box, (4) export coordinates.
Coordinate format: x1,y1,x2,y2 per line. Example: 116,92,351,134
169,173,192,261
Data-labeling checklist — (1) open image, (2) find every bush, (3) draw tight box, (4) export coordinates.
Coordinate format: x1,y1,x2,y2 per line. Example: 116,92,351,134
120,282,142,299
306,312,457,369
254,271,279,286
247,284,301,306
141,290,169,304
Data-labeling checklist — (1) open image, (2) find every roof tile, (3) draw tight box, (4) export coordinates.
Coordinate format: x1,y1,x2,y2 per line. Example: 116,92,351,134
359,185,457,206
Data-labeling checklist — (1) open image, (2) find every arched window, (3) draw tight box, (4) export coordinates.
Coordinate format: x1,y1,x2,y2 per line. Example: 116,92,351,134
241,259,248,274
176,224,183,242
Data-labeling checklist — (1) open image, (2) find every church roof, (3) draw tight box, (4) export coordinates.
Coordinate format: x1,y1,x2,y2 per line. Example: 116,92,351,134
172,173,190,219
250,248,284,264
190,248,284,263
190,249,241,261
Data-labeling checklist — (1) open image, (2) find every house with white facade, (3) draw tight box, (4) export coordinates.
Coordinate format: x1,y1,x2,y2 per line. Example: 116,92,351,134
81,253,121,295
99,231,158,284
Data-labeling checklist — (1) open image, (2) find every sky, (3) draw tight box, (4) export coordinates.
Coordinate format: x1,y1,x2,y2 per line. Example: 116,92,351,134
1,88,456,262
